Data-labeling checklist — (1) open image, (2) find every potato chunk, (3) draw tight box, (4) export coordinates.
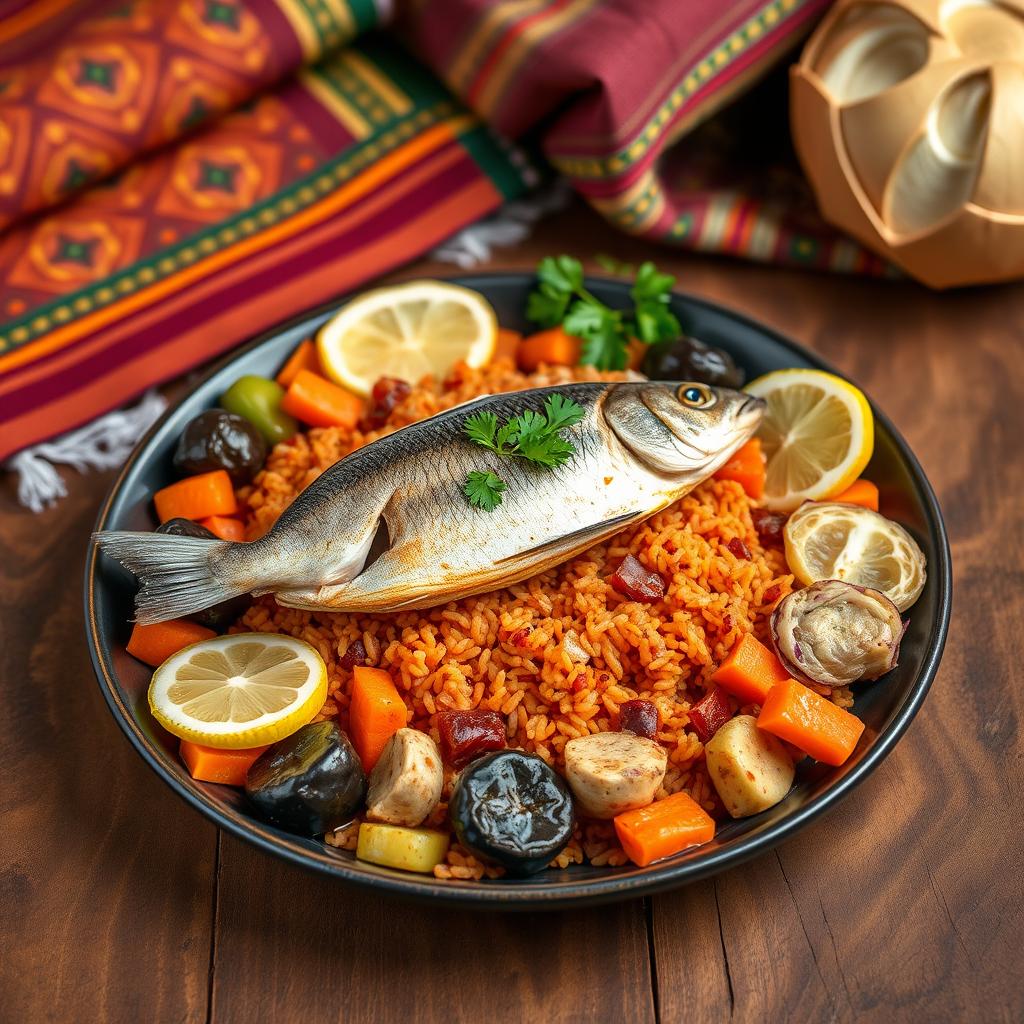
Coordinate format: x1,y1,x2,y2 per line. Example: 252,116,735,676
705,715,794,819
365,728,443,827
564,731,667,819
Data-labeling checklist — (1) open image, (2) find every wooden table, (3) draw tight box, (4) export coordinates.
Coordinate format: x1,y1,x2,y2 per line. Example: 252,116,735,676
3,202,1021,1023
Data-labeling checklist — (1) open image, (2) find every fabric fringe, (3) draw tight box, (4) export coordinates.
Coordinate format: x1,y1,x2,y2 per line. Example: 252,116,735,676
5,183,566,510
5,390,167,512
429,180,571,268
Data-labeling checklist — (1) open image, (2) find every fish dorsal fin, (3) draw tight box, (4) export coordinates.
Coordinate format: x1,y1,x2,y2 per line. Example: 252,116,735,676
494,510,644,566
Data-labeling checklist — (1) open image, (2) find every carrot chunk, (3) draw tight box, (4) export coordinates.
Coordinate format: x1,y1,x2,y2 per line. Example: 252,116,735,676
614,792,716,867
757,678,865,766
275,339,322,389
831,478,879,511
350,666,408,771
516,327,582,372
493,328,522,364
711,632,791,705
180,740,268,786
154,469,237,523
198,515,245,542
280,369,364,430
127,619,216,667
713,438,765,499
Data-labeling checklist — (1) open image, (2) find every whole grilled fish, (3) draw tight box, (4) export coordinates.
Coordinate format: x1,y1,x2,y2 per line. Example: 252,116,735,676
96,381,763,624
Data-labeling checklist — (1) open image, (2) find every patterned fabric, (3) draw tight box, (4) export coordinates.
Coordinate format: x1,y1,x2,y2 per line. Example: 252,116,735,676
0,0,871,462
0,1,531,460
401,0,883,272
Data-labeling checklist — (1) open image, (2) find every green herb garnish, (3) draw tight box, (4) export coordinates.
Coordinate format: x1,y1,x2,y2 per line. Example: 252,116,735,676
526,255,682,370
463,470,507,511
462,394,586,509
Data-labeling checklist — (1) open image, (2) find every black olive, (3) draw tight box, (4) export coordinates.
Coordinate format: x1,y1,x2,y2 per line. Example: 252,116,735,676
642,336,745,388
449,750,575,876
173,408,266,485
154,519,251,630
246,722,366,837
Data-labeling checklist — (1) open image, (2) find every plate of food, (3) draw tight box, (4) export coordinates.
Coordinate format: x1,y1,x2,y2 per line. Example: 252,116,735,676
86,261,951,907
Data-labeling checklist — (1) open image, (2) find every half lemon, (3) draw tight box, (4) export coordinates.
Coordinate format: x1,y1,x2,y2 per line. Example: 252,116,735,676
317,280,497,396
745,368,873,512
149,634,328,749
784,502,927,611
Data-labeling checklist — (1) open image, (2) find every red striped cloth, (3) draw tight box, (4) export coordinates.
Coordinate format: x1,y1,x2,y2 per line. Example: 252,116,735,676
0,0,866,466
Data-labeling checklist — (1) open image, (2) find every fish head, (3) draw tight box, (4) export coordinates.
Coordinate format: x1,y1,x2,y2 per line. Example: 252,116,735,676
602,381,765,478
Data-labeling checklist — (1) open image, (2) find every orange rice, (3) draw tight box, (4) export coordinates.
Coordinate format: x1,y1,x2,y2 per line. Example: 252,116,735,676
232,358,825,878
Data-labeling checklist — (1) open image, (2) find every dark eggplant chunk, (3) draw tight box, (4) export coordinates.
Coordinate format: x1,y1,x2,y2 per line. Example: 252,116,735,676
642,335,744,388
449,750,574,876
246,722,366,836
154,518,251,629
173,408,266,485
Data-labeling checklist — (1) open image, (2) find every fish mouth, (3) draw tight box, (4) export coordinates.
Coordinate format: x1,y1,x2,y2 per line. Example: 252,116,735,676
736,394,766,433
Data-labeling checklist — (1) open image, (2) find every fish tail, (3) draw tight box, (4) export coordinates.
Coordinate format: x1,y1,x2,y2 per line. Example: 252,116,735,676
93,531,247,625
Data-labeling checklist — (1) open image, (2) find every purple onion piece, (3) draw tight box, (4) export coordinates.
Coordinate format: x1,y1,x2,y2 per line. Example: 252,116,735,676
770,580,904,688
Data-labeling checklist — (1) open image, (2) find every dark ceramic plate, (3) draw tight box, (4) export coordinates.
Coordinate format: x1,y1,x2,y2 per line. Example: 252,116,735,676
85,274,951,909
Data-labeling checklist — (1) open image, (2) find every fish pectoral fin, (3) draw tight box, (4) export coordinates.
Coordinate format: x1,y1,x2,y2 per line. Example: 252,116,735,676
274,583,350,611
494,510,643,566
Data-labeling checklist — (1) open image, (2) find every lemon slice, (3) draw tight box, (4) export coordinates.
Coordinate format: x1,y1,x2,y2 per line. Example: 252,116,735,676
784,502,927,611
745,369,874,512
149,634,328,749
317,280,497,396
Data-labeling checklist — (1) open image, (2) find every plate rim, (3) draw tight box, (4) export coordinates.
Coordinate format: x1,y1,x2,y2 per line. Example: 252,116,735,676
84,272,953,909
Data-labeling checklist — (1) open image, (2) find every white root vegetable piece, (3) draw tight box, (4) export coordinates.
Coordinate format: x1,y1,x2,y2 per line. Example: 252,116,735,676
365,728,443,827
564,731,667,819
705,715,795,819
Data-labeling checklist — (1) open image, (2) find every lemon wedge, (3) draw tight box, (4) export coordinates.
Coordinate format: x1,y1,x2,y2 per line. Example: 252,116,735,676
317,280,497,397
149,634,328,749
784,502,927,611
745,368,874,512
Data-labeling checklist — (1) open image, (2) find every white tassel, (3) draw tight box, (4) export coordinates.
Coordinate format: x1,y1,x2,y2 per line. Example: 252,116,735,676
5,389,167,512
431,180,572,268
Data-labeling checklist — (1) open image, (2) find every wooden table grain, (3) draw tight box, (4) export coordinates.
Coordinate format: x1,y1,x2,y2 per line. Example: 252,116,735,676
2,201,1021,1023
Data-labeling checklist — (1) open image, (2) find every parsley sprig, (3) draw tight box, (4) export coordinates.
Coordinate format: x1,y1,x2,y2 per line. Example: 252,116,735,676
461,394,585,510
526,255,681,370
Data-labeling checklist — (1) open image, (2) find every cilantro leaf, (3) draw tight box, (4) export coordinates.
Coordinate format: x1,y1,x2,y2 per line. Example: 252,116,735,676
542,392,586,432
631,261,676,302
526,283,571,328
461,394,587,507
537,255,584,293
463,410,498,449
463,470,506,510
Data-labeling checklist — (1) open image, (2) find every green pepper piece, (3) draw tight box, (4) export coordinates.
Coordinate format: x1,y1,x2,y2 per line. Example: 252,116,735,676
221,375,298,445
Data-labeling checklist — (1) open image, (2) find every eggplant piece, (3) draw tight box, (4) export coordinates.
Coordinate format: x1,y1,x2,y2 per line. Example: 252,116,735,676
642,335,744,388
449,750,574,876
245,721,366,836
174,408,266,484
154,518,251,629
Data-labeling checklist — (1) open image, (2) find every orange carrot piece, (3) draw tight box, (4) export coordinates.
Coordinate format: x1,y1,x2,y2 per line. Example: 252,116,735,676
153,469,237,523
126,619,216,667
350,665,408,771
831,478,879,511
713,438,765,499
711,632,791,706
757,678,865,766
626,337,647,370
614,792,716,867
280,369,364,430
275,339,322,389
516,326,582,372
493,328,522,364
199,515,245,542
180,740,268,786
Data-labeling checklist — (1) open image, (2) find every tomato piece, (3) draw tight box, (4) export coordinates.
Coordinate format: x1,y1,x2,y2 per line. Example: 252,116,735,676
610,555,666,602
689,687,732,743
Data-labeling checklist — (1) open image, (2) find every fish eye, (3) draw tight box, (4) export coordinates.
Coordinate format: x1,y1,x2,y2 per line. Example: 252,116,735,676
678,384,714,408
